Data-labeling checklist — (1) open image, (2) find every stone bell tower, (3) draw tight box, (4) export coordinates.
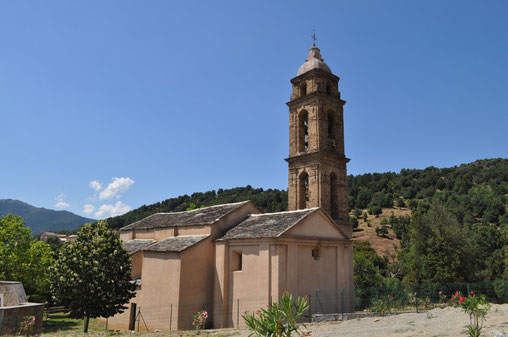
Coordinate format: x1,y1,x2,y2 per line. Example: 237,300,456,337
285,44,351,237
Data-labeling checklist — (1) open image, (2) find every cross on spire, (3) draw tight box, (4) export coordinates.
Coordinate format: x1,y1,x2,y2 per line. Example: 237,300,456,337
312,30,317,46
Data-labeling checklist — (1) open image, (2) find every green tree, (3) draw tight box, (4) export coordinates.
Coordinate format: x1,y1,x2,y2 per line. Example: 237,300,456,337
0,214,54,302
396,197,406,208
399,202,471,284
353,208,363,219
51,221,136,333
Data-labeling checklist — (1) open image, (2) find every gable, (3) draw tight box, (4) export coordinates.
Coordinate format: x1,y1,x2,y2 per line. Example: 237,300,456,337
283,211,345,239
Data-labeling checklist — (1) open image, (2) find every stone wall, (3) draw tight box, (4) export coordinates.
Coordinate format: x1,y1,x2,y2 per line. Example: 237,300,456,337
0,303,44,335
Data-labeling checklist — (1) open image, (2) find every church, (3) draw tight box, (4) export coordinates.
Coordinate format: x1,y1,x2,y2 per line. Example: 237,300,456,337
106,44,354,331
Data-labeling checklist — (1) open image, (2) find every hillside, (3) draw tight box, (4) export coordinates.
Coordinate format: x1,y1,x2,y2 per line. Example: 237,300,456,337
107,158,508,232
0,199,95,234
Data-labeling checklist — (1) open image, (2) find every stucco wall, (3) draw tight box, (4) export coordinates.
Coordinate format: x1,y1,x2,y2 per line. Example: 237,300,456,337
131,251,143,279
178,238,214,330
108,251,181,332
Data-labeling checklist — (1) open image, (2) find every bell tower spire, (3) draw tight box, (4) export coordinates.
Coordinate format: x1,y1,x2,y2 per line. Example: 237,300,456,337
285,45,351,237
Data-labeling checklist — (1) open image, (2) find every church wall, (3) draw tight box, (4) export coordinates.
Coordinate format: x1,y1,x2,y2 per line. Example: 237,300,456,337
138,251,181,331
176,225,210,236
133,229,155,239
227,243,270,328
178,238,214,330
131,251,143,279
153,227,175,240
212,241,228,328
120,231,132,241
106,251,181,332
295,244,337,311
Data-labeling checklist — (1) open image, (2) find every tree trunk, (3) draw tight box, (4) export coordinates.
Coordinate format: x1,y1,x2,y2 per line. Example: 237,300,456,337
84,315,90,333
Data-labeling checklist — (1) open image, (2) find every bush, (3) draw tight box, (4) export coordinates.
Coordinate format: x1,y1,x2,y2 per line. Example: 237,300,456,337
242,291,308,337
350,216,359,229
376,225,388,237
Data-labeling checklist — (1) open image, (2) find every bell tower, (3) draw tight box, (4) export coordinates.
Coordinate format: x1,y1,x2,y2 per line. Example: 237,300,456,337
285,44,351,237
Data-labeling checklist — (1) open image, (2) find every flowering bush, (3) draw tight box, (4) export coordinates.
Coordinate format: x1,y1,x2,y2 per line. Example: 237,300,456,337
20,316,36,337
192,310,208,334
451,291,491,337
243,290,309,337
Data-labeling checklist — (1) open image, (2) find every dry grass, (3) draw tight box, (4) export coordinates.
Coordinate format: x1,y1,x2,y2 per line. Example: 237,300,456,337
351,207,411,261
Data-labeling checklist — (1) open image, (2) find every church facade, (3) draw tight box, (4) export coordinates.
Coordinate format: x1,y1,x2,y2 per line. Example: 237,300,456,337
106,45,354,331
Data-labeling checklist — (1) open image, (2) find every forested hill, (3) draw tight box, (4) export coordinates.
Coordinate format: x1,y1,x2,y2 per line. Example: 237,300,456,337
107,187,288,229
107,158,508,229
0,199,95,234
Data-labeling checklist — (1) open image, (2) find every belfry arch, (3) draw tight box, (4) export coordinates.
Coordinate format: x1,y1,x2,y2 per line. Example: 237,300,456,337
298,171,309,210
298,110,309,153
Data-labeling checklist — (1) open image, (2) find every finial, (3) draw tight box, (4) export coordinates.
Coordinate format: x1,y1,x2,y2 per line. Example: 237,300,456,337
312,30,317,46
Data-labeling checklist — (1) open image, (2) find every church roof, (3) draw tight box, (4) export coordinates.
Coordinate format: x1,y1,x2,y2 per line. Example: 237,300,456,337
297,45,332,76
122,239,156,254
219,208,319,240
119,201,251,231
143,235,209,252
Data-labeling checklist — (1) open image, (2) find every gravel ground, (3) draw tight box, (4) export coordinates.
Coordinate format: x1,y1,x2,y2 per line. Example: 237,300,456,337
307,304,508,337
41,304,508,337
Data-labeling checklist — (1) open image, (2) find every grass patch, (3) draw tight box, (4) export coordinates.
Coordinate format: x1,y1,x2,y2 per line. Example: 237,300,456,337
42,312,104,335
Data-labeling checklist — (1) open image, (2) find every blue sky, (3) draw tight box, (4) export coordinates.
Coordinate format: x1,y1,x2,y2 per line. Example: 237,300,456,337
1,1,507,219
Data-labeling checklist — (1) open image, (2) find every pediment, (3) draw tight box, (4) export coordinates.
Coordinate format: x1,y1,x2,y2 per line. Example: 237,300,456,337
282,209,346,240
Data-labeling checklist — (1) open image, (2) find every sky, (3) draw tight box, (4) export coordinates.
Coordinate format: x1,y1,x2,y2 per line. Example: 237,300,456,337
0,1,507,219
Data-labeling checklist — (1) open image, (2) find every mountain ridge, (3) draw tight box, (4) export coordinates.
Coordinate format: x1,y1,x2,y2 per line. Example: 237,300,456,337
0,199,95,234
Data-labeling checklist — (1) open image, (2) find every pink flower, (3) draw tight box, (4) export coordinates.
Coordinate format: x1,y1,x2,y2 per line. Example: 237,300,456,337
455,292,460,297
451,297,455,301
459,297,464,304
470,291,475,296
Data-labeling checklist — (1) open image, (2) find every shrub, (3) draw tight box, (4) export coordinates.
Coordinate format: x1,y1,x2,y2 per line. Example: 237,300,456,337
451,291,491,337
350,216,359,229
376,225,388,237
243,291,309,337
192,310,208,334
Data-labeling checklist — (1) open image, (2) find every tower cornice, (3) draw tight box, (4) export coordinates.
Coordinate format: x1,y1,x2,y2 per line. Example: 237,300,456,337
286,91,346,108
292,67,340,83
284,151,350,164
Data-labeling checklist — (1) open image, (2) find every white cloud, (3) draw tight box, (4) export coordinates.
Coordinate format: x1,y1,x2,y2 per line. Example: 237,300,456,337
99,177,134,200
83,204,95,215
89,180,103,192
95,201,131,219
55,193,70,209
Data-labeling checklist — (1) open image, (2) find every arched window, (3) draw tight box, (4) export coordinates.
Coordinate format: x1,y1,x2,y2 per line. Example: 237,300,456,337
330,172,338,219
300,82,307,96
327,111,336,152
298,110,309,153
298,171,309,210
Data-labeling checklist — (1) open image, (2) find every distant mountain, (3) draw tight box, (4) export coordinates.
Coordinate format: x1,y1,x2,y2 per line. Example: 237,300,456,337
0,199,95,234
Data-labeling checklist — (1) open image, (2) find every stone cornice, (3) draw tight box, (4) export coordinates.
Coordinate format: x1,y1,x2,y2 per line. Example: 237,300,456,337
286,91,346,108
290,68,340,84
285,151,350,164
